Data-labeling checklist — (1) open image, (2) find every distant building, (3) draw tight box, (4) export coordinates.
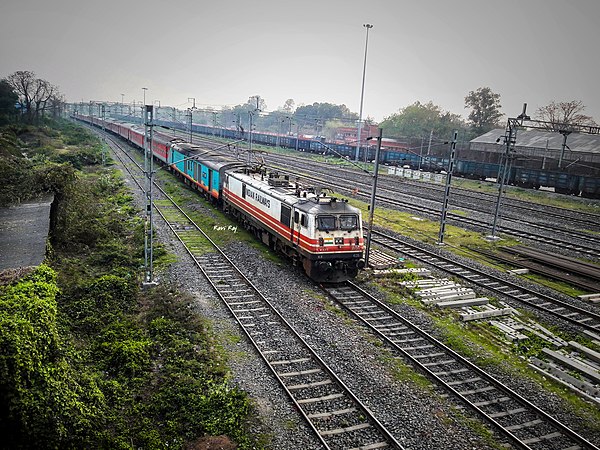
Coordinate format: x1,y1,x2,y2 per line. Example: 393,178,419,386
332,125,409,152
468,129,600,176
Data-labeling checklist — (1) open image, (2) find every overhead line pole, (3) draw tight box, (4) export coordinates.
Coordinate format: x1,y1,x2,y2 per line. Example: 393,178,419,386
364,127,382,267
438,131,458,245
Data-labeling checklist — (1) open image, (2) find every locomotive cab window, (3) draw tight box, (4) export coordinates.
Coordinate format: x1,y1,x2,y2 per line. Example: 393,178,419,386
281,205,292,227
300,214,307,227
316,215,336,231
294,211,299,223
339,215,358,231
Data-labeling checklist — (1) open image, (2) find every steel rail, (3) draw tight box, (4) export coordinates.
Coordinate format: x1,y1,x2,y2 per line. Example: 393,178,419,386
322,281,598,450
372,231,600,334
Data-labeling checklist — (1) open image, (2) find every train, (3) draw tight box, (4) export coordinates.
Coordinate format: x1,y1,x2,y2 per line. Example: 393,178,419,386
148,117,600,199
74,114,366,283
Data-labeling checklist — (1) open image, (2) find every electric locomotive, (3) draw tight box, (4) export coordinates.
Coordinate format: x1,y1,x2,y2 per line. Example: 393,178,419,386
223,170,365,283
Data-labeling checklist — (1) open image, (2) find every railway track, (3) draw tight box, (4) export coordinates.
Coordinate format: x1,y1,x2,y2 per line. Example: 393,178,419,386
244,153,600,258
371,230,600,335
386,173,600,233
470,246,600,293
134,126,600,256
258,150,600,232
322,281,598,450
86,121,599,448
101,130,404,449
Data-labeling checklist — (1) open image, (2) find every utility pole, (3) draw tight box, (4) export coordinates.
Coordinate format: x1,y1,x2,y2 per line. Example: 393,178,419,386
425,129,433,169
101,104,106,165
490,125,516,239
248,111,254,163
418,135,424,171
143,105,156,286
248,96,261,164
187,109,193,143
187,97,196,143
438,131,458,245
364,127,382,268
558,130,571,169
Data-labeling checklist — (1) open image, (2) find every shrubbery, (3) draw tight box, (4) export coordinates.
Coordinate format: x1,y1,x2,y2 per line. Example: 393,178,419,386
0,120,258,448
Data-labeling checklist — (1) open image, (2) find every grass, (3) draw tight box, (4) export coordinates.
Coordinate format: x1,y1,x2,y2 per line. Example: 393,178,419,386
520,272,590,297
342,192,522,257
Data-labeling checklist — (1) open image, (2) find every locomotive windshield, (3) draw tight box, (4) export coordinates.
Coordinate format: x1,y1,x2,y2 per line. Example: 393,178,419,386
339,215,358,230
316,215,336,231
316,214,359,231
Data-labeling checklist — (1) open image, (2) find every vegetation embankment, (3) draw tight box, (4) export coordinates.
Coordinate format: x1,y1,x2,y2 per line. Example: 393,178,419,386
0,119,259,449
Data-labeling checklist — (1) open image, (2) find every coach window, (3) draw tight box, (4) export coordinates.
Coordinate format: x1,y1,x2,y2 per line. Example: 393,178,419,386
339,215,358,231
316,215,336,231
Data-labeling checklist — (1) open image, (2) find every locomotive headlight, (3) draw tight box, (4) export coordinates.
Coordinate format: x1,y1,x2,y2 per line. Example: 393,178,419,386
354,237,359,246
334,237,344,245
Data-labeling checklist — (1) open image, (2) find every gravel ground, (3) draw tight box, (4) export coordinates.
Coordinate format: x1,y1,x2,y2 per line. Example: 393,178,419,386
167,236,495,449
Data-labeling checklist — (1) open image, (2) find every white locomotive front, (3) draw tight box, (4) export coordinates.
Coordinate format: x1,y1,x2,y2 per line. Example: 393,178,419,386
223,169,365,282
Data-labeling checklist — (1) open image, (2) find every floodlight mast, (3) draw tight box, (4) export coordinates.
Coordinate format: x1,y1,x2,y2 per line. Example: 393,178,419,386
355,23,373,162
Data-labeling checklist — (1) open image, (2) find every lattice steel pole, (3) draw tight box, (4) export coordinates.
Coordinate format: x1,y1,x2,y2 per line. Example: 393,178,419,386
143,105,156,286
491,124,516,238
364,127,382,268
438,131,458,244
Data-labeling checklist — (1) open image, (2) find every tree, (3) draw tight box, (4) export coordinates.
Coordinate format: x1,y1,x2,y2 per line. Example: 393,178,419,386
464,87,503,133
281,98,295,113
380,101,465,139
292,102,357,134
4,71,61,123
0,80,18,124
243,95,266,112
294,102,357,122
535,100,597,126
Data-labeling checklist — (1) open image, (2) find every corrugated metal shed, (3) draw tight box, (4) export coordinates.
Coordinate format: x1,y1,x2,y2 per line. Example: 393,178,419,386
472,129,600,154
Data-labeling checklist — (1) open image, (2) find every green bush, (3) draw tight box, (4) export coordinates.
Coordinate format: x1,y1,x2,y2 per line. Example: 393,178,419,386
0,265,103,449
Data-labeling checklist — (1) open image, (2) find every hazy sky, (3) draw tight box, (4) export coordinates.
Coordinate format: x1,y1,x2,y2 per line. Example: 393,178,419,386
1,0,598,123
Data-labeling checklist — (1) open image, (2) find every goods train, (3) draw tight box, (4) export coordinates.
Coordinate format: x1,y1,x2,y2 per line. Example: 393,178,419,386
150,118,600,198
74,114,366,283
